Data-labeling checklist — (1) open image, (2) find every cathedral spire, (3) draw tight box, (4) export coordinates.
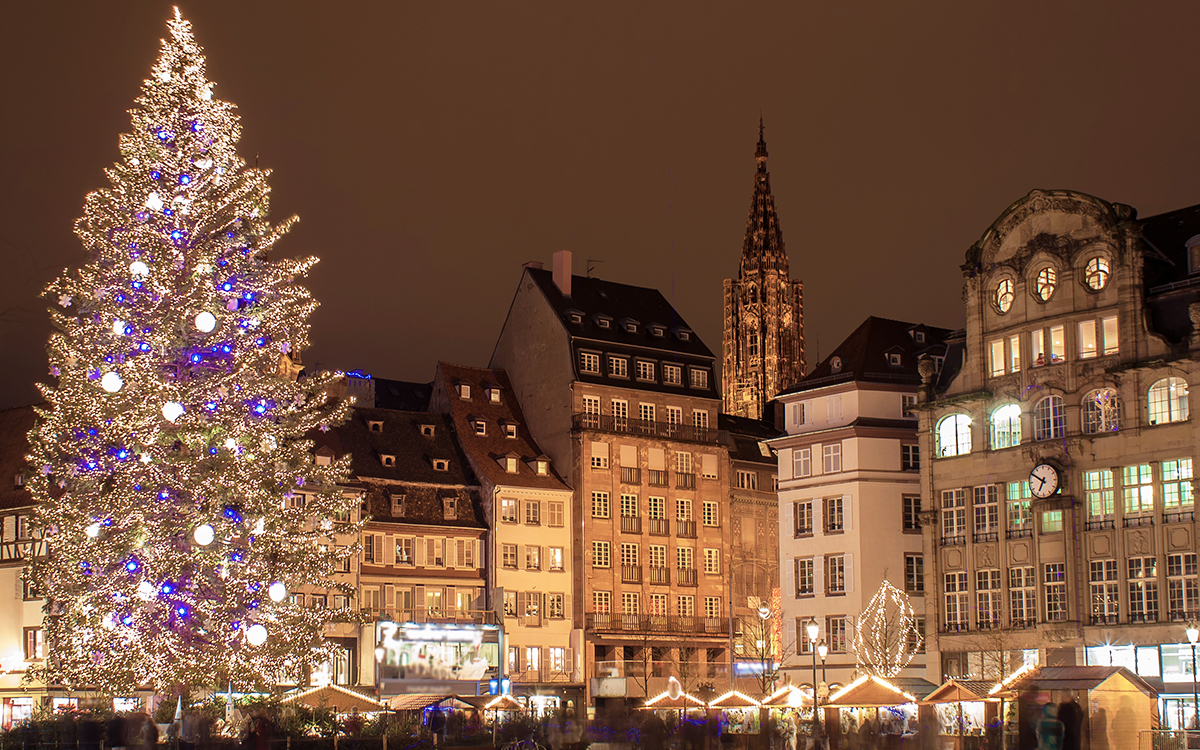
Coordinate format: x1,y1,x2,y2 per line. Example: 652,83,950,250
741,119,787,278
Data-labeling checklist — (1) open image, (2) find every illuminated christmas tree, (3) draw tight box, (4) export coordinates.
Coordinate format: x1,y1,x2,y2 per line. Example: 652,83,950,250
850,580,922,679
26,10,358,695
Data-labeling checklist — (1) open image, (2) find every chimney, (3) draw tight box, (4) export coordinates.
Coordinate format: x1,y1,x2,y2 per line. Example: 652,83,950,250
552,250,572,297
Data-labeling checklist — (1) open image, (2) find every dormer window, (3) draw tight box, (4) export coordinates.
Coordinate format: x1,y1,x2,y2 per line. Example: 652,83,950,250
390,493,405,515
473,419,487,436
504,456,519,473
676,328,691,342
915,331,926,343
14,472,25,488
595,315,612,329
458,383,471,400
650,325,665,337
536,459,549,476
432,459,449,472
314,446,335,466
443,498,457,520
420,424,436,437
380,454,396,467
888,353,902,366
609,356,628,378
568,311,584,325
487,387,501,404
367,420,383,433
505,423,518,439
621,319,639,333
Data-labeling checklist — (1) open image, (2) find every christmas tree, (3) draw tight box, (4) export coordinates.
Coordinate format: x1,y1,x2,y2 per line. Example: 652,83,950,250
26,10,358,695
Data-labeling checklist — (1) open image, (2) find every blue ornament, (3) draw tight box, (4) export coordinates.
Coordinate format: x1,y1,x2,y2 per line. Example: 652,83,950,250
170,230,184,242
179,175,191,185
160,582,174,595
243,292,254,301
190,121,201,133
176,605,188,618
132,281,143,290
122,615,134,627
163,208,173,216
150,170,161,180
156,130,172,142
138,342,151,352
124,557,139,573
221,282,233,292
191,353,202,363
208,447,218,455
231,621,241,630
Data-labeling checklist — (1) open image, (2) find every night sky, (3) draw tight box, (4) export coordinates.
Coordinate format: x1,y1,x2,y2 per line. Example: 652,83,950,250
5,2,1200,410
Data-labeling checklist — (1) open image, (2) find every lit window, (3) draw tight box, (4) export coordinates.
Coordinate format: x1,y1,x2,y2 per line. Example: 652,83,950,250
663,365,682,385
1033,396,1066,441
793,448,812,477
580,352,600,374
995,278,1014,313
636,360,655,381
505,423,517,439
1079,320,1097,359
990,404,1021,449
1034,266,1057,301
592,541,610,568
1082,389,1120,434
609,356,628,378
458,383,471,399
1084,469,1114,520
1163,459,1195,512
1148,377,1190,425
689,368,709,389
474,419,486,436
936,414,971,457
1084,256,1110,291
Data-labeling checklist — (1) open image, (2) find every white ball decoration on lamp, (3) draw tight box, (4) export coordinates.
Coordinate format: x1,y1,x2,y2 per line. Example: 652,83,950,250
194,311,217,333
100,372,124,393
193,524,215,546
162,402,185,422
268,582,287,602
246,623,268,646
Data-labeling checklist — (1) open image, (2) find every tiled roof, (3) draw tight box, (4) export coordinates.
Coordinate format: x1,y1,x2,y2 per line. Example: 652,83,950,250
0,405,36,512
434,363,571,492
373,379,434,411
783,317,954,393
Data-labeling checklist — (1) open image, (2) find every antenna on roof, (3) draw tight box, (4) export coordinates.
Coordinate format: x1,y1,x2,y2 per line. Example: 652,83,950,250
586,259,604,278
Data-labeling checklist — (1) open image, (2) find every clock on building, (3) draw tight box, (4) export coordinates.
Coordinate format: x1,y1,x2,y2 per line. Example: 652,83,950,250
1029,463,1060,499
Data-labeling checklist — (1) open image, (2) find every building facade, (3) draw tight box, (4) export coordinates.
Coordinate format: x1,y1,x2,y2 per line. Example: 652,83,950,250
430,363,581,711
774,317,950,691
920,189,1200,728
722,122,805,420
492,251,736,709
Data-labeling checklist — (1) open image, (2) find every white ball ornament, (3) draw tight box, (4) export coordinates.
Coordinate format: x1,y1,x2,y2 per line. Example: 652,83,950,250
193,524,215,546
194,311,217,333
268,582,287,602
137,581,155,600
86,523,101,538
246,623,268,646
162,402,185,422
130,261,150,277
112,320,127,336
100,372,124,393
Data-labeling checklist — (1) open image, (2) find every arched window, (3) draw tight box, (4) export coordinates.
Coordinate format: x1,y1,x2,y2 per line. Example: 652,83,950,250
991,404,1022,449
994,279,1014,313
1148,377,1190,425
1082,389,1120,434
1033,396,1066,441
936,414,972,457
1034,267,1057,302
1084,257,1110,291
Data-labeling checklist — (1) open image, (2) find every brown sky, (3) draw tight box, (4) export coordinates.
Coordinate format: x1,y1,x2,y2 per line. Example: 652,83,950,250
4,2,1200,409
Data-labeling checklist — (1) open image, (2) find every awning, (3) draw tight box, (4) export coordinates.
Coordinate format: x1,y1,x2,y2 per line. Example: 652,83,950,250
281,685,386,713
824,676,918,708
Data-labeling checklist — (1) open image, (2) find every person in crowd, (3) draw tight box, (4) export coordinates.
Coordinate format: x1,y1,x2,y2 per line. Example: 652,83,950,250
139,718,159,750
107,714,128,750
1056,691,1083,750
1036,704,1064,750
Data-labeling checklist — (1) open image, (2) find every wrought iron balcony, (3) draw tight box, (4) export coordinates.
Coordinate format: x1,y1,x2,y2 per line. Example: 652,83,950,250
1006,528,1033,539
649,566,670,585
677,568,698,587
1164,511,1195,524
676,472,696,490
572,414,718,444
647,470,669,487
622,564,643,584
585,612,729,636
1090,614,1118,625
620,515,642,534
620,467,642,484
648,518,669,536
676,519,697,538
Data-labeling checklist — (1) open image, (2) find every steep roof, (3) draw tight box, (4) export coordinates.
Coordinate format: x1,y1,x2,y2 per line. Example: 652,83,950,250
0,405,36,512
783,317,954,393
718,413,781,465
372,379,434,411
738,119,790,278
434,363,571,492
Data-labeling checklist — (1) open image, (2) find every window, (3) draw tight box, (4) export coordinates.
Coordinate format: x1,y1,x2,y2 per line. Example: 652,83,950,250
1084,256,1110,290
704,548,721,574
621,543,639,568
548,547,564,571
548,593,565,619
905,554,924,593
736,470,758,490
663,364,682,385
1084,469,1114,521
505,423,517,439
1041,510,1063,533
648,496,666,520
702,501,719,527
580,352,600,374
426,538,445,567
903,496,921,532
677,595,695,617
1168,553,1199,620
888,353,902,366
547,501,565,527
592,491,610,518
1033,396,1066,440
793,448,812,477
795,557,814,596
23,628,44,660
458,383,471,399
609,356,628,378
525,500,541,525
443,498,457,520
488,387,501,403
827,616,848,652
902,394,918,418
665,406,683,434
620,494,638,518
621,592,640,615
989,339,1005,377
474,419,487,436
1034,266,1057,301
593,591,611,615
995,278,1014,313
941,489,967,541
649,593,668,616
1123,464,1154,517
1090,560,1119,623
991,404,1021,449
649,545,667,569
1102,316,1118,355
1010,567,1036,626
1149,377,1190,425
677,546,694,570
973,485,1000,536
1045,563,1068,621
936,414,972,457
793,499,813,536
591,442,609,469
1083,389,1120,434
827,395,843,421
748,332,759,358
1128,557,1159,623
944,572,969,628
391,493,406,515
592,541,610,568
826,554,846,595
825,496,845,533
822,443,842,473
636,360,655,381
1078,320,1098,359
792,402,809,426
639,403,655,425
676,498,693,521
581,395,600,428
502,544,517,569
976,569,1002,627
705,597,721,619
901,445,919,471
689,368,709,389
1163,459,1195,513
1009,334,1021,372
396,538,414,566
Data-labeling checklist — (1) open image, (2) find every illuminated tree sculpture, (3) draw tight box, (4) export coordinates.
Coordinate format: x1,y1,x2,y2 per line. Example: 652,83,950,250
26,10,358,695
850,580,922,679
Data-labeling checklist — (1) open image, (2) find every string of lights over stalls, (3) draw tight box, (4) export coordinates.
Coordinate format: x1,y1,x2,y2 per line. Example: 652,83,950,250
25,9,361,695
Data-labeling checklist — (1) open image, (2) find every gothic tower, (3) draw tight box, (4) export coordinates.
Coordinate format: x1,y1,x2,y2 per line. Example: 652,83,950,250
722,121,805,420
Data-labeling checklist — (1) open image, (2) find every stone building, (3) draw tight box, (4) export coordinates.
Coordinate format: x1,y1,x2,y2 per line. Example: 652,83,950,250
492,251,734,709
773,317,950,691
722,121,805,420
919,189,1200,728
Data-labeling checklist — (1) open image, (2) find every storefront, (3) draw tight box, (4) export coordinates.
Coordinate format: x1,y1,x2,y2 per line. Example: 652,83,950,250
376,620,500,695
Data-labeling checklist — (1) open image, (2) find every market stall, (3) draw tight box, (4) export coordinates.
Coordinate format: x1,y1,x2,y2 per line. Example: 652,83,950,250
708,691,763,737
762,685,814,745
824,675,921,749
282,684,388,714
457,694,525,743
920,680,998,750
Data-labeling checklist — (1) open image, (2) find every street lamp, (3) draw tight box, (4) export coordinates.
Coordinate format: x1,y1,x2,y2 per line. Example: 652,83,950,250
758,606,773,695
806,619,821,735
1187,623,1199,731
817,642,828,689
375,646,388,734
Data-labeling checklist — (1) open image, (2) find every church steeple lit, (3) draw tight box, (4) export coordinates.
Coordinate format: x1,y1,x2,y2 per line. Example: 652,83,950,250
723,120,805,420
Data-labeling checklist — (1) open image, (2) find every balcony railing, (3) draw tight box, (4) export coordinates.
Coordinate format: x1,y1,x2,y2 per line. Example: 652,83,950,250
573,414,719,443
649,518,669,536
361,607,498,625
1090,614,1118,625
621,515,643,534
941,622,969,634
585,613,729,636
649,566,670,585
976,619,1001,630
972,531,999,543
677,519,697,538
622,564,643,584
648,470,669,487
1085,519,1115,531
1129,612,1158,624
1164,511,1195,524
1124,515,1154,528
677,568,698,587
941,535,966,547
676,472,696,490
1006,528,1033,539
1010,618,1036,629
620,467,642,484
1170,609,1200,622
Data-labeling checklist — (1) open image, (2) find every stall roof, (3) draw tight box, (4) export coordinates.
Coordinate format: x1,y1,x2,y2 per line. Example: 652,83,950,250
457,695,523,711
642,691,706,709
707,691,761,708
762,685,812,708
387,694,465,711
922,680,997,704
281,685,385,713
996,666,1156,698
825,676,919,708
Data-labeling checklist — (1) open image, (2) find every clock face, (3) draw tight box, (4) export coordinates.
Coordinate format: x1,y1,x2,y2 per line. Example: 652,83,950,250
1030,463,1059,498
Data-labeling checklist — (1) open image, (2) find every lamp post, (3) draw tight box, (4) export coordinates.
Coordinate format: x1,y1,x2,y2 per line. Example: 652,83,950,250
1187,623,1199,731
806,619,821,735
817,642,828,691
375,646,388,735
758,606,773,695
